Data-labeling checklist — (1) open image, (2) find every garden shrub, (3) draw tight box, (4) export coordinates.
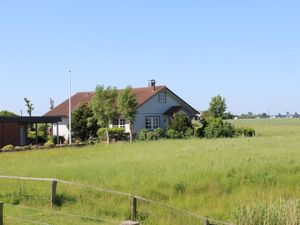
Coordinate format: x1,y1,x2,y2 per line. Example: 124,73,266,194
146,131,156,141
138,128,148,141
168,112,193,133
166,129,181,139
44,139,54,148
153,128,165,138
2,144,15,151
184,127,195,138
97,127,125,141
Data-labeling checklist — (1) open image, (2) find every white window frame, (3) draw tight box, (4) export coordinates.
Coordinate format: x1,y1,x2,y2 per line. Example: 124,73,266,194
158,92,166,103
145,116,160,130
113,118,126,128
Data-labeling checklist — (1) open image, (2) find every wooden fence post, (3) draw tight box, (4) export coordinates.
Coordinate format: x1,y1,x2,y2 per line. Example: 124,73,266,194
0,201,3,225
131,196,137,221
204,218,210,225
50,180,58,207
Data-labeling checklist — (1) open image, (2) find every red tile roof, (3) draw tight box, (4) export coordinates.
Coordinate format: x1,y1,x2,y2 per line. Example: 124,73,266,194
44,86,165,117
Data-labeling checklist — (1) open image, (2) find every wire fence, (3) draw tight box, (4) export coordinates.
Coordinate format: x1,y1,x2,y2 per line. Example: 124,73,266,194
0,175,235,225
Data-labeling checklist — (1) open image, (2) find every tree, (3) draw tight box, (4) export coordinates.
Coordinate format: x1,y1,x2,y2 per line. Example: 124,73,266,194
208,95,227,118
24,97,34,117
90,85,118,144
71,104,99,141
0,110,18,117
118,86,138,143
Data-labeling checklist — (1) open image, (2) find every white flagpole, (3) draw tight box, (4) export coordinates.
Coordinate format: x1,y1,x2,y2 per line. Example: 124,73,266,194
69,70,72,144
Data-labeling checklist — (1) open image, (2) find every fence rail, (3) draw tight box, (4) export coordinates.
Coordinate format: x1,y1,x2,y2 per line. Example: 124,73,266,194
0,175,234,225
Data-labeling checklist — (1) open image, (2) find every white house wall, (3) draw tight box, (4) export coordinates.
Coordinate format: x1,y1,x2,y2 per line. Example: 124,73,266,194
133,91,190,133
52,117,69,140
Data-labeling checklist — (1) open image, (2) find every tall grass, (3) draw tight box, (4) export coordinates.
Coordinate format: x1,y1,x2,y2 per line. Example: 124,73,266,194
0,119,299,224
233,199,300,225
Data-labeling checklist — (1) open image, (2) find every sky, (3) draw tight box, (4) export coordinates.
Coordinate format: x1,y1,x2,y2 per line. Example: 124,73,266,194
0,0,299,116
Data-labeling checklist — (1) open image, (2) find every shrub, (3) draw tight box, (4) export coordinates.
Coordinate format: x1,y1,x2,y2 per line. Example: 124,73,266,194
153,128,165,139
184,128,195,138
166,129,181,139
168,112,193,133
204,118,235,138
146,131,156,141
243,127,256,137
44,140,54,148
2,144,15,151
97,128,125,142
138,128,148,141
235,127,256,137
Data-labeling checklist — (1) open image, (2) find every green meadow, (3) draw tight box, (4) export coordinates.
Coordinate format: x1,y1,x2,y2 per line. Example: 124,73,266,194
0,119,299,225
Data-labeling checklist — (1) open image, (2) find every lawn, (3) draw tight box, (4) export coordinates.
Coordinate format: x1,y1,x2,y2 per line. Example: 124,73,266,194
0,119,299,225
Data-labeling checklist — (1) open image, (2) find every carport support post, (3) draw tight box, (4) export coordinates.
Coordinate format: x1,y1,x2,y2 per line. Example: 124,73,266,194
0,201,3,225
35,123,38,144
56,123,59,145
50,180,57,207
45,123,48,141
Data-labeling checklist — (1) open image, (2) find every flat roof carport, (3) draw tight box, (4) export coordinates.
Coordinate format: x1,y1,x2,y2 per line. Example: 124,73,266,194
0,116,62,147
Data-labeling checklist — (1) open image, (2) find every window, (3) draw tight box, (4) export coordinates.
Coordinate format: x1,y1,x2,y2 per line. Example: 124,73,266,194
113,118,126,128
158,92,166,103
119,119,126,128
145,117,160,130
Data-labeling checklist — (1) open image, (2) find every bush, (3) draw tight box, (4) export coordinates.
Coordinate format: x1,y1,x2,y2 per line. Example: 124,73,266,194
153,128,165,138
146,131,156,141
168,112,192,133
2,144,15,151
97,127,125,142
243,127,256,137
204,118,235,138
138,128,148,141
235,127,256,137
184,128,195,138
44,139,54,148
166,129,182,139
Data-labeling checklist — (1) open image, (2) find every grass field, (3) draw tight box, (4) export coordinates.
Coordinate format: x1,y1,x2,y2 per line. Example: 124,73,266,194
0,119,299,225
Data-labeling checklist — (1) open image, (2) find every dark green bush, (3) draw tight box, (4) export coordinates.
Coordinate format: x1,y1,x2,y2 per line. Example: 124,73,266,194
168,112,192,133
204,118,235,138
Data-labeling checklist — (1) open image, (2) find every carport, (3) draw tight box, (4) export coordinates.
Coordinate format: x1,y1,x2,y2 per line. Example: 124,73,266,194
0,116,62,148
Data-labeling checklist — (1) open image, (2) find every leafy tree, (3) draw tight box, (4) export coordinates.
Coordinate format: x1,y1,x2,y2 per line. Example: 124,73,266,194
90,85,118,144
208,95,227,118
168,112,192,133
0,110,18,117
118,86,138,142
24,97,34,116
71,104,99,141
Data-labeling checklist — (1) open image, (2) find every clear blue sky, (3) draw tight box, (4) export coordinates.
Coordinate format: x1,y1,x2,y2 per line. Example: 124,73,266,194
1,0,299,116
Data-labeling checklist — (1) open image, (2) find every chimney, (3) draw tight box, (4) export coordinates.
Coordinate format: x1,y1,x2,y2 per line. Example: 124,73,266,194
148,79,156,90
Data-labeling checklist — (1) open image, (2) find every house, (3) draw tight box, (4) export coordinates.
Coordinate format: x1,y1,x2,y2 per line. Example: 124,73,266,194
44,81,199,139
